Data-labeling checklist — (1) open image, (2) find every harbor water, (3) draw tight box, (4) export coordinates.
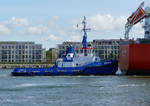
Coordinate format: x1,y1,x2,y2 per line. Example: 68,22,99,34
0,69,150,106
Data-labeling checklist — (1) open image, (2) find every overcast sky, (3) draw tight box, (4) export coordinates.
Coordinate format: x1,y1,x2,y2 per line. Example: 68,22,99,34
0,0,149,49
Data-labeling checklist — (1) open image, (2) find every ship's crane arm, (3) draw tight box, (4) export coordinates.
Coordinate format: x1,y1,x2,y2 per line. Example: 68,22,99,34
125,2,146,39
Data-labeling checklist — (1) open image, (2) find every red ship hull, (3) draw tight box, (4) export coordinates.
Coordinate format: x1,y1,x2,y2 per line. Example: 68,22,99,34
119,43,150,75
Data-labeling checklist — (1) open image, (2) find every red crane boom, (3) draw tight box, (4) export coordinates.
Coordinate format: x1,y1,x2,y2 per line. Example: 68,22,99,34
124,2,146,39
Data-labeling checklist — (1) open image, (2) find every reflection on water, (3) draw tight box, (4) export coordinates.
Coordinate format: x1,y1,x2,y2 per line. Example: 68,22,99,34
0,69,150,106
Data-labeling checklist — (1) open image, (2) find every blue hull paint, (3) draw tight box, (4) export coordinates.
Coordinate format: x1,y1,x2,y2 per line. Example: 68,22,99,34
11,60,118,76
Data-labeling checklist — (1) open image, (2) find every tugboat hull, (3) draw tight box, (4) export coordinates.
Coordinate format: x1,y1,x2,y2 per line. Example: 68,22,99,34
12,60,118,76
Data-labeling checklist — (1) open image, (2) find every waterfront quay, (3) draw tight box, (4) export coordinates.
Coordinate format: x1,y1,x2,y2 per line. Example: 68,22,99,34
0,64,53,69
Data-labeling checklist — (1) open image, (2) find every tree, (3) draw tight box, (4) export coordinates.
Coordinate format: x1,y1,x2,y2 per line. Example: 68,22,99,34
108,52,114,60
46,48,52,63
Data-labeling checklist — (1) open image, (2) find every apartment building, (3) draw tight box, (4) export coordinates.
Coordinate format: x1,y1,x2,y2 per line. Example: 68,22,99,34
0,41,46,63
92,39,119,60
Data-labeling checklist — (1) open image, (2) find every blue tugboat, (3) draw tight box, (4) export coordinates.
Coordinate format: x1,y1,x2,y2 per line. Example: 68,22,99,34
12,17,118,76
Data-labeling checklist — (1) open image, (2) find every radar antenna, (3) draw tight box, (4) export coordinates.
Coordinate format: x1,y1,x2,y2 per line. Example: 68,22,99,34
81,16,91,48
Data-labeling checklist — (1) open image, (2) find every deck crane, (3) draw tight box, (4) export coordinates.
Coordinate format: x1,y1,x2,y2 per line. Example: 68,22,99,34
124,1,146,40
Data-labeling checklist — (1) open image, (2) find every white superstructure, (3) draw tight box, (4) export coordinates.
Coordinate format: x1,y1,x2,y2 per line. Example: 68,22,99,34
56,47,100,68
144,6,150,39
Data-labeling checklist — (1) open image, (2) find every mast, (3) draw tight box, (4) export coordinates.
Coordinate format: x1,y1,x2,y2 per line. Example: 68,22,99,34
81,16,91,48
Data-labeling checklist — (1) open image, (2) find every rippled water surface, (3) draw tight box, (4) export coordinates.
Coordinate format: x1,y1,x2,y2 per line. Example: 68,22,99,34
0,69,150,106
